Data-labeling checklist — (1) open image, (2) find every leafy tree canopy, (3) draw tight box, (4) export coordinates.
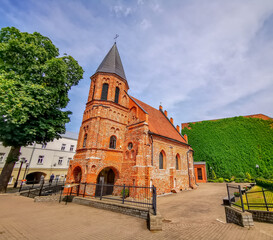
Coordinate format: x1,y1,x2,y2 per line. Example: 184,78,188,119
182,117,273,179
0,27,84,148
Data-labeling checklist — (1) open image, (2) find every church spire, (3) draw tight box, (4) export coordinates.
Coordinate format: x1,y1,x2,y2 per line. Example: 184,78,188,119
96,43,127,81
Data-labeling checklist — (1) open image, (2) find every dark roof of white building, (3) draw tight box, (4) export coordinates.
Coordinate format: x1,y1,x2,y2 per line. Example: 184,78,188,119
61,131,78,140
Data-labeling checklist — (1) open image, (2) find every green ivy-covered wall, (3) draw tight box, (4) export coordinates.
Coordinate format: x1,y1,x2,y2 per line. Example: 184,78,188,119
182,117,273,179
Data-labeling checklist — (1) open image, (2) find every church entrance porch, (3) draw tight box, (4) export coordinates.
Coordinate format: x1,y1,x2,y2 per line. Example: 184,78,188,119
95,167,116,196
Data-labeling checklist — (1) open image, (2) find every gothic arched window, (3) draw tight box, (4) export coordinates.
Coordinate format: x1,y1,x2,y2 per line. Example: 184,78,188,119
101,83,109,100
114,87,120,103
109,136,117,149
159,152,164,169
83,134,87,148
176,154,181,170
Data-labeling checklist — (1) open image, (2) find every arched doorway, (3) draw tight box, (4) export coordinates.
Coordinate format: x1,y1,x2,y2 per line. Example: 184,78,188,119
73,166,82,183
95,167,116,196
26,172,46,184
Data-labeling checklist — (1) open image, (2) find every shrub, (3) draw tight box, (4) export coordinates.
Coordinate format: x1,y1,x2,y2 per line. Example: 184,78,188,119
245,172,252,182
212,170,217,180
235,178,244,183
218,178,224,183
256,178,273,190
224,179,230,182
238,172,245,179
121,188,129,198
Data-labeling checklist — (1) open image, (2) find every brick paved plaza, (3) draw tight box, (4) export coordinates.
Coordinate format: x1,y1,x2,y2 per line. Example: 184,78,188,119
0,183,272,240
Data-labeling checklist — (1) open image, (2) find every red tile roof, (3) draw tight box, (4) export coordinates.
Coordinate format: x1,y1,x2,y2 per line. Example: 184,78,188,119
131,97,187,144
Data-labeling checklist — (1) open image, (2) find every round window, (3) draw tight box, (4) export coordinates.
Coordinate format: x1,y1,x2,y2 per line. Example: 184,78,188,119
128,142,133,150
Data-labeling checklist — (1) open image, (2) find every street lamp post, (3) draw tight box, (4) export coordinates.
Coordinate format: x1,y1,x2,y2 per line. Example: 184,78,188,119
13,158,27,188
22,163,29,181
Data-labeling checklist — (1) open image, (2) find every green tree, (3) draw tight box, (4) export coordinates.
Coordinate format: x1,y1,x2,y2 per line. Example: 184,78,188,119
0,27,83,192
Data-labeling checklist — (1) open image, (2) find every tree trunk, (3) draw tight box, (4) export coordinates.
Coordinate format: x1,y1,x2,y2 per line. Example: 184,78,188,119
0,146,21,192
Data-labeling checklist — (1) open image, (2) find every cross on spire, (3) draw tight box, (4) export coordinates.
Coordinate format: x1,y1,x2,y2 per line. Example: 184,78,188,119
114,34,119,43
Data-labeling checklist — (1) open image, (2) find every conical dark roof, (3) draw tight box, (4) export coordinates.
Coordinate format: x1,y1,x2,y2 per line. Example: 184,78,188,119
96,43,127,80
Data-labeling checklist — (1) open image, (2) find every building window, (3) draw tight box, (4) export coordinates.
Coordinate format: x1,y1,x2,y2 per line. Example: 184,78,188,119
67,158,72,166
114,87,120,103
176,154,181,170
128,142,133,150
101,83,109,100
0,153,5,162
70,145,74,151
83,134,87,147
41,143,47,149
37,155,44,165
58,157,63,165
159,152,164,169
109,136,116,149
61,144,66,151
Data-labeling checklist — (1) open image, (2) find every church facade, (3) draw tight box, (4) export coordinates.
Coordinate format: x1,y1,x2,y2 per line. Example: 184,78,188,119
65,43,196,195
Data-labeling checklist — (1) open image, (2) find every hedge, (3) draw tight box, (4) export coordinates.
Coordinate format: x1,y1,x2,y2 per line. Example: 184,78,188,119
182,116,273,179
255,178,273,190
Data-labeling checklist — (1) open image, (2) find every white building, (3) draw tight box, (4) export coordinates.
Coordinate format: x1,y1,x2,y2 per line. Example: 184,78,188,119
0,131,78,185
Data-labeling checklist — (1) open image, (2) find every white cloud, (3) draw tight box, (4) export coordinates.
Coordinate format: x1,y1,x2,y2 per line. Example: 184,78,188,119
1,0,273,132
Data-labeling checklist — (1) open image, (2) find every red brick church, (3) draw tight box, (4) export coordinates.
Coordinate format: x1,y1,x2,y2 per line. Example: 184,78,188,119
66,43,196,195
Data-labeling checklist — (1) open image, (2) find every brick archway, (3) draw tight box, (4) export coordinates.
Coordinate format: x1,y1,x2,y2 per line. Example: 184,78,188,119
73,166,82,183
95,167,119,196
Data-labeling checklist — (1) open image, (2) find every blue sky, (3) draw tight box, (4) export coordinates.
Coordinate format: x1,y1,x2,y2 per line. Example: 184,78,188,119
1,0,273,133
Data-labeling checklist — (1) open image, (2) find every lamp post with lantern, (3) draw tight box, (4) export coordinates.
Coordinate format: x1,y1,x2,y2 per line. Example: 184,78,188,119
13,158,27,188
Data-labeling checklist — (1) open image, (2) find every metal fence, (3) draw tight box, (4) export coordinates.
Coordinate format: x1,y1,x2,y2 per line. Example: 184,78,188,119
19,179,65,198
244,188,273,211
226,184,245,211
226,184,273,212
62,182,157,215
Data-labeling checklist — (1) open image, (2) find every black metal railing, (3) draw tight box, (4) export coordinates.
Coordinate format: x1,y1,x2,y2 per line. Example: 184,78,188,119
62,182,157,215
19,179,65,198
244,188,273,211
226,184,245,211
226,184,273,212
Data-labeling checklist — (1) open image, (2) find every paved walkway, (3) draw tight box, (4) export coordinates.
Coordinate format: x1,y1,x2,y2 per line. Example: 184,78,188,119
0,183,272,240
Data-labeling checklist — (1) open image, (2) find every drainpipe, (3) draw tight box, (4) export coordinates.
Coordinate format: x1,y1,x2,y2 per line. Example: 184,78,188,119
187,150,191,188
150,135,153,166
26,143,36,177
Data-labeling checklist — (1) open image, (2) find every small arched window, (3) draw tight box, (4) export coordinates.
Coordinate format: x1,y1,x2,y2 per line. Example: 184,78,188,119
159,152,164,169
176,154,181,170
101,83,109,100
114,87,120,103
83,134,87,148
109,136,117,149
